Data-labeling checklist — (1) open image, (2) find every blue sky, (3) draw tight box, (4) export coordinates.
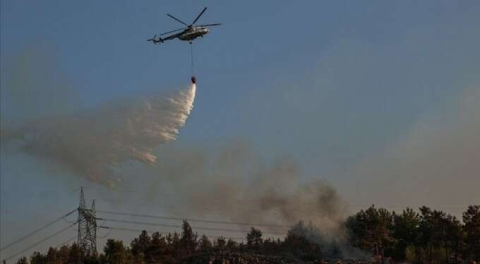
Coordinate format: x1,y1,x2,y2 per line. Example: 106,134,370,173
1,0,480,259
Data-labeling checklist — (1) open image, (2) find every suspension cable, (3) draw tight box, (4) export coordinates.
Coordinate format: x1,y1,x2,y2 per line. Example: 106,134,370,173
0,209,77,252
96,217,286,236
3,221,78,262
190,42,195,76
95,210,291,229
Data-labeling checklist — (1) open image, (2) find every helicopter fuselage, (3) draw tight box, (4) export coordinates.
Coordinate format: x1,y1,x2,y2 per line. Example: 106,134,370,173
148,8,220,45
178,26,209,42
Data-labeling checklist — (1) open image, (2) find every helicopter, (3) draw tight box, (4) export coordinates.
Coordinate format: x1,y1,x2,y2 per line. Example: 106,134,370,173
148,7,221,45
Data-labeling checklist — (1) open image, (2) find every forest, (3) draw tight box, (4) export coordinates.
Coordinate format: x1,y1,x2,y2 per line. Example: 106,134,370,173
7,205,480,264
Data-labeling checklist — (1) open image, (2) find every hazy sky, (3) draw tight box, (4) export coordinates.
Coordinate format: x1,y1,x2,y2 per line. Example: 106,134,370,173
1,0,479,260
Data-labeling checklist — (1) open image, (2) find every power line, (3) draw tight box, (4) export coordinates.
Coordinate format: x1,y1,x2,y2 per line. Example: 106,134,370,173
3,222,78,262
97,226,245,241
96,210,291,229
97,217,286,236
0,209,77,252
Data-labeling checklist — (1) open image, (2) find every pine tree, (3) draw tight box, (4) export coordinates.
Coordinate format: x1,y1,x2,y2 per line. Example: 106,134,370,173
463,205,480,261
180,221,197,256
46,247,59,264
66,243,82,264
103,239,129,264
284,221,322,260
214,237,226,250
30,252,47,264
392,208,420,260
226,239,238,251
146,232,167,263
16,257,28,264
246,227,263,250
198,235,212,252
57,245,70,264
130,230,150,263
345,205,394,259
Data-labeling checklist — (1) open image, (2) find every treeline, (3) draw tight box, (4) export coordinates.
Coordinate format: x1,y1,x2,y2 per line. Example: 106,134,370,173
10,222,324,264
345,205,480,263
8,205,480,264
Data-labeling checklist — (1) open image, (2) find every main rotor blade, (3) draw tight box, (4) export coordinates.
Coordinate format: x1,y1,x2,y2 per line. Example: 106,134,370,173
167,14,188,26
192,7,207,25
197,23,222,27
158,27,186,36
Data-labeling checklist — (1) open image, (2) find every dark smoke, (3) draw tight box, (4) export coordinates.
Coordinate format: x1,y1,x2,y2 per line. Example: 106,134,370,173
118,141,356,256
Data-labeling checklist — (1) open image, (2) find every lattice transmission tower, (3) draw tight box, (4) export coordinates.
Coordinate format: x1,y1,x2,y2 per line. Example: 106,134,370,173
77,187,97,257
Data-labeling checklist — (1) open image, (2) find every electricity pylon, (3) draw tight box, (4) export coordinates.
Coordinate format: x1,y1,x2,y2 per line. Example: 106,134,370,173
77,187,97,257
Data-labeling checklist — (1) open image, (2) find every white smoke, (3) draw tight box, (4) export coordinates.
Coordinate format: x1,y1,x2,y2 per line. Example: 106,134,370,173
2,84,196,186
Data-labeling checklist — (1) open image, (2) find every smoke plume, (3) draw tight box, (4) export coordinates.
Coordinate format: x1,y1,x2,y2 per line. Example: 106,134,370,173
116,141,348,239
2,84,196,186
111,141,360,258
348,85,480,209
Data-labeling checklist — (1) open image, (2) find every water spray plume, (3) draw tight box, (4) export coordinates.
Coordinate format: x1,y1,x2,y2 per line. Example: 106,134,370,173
1,84,197,186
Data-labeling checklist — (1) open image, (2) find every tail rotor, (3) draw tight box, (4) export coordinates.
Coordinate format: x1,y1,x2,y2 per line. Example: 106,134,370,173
147,35,162,44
